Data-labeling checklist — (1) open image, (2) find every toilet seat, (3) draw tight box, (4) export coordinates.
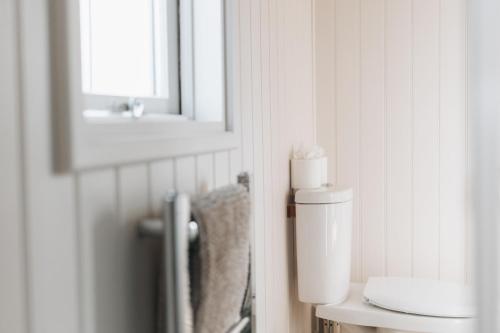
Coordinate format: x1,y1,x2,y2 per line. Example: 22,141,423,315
316,283,476,333
363,277,475,318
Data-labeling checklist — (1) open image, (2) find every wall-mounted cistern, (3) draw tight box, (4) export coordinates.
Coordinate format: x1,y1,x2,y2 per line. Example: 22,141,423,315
295,187,354,305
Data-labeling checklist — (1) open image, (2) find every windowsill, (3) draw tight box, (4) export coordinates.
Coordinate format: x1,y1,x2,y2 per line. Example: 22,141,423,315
83,110,190,123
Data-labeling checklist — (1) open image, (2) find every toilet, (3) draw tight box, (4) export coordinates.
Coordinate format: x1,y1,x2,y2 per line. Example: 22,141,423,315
294,187,476,333
316,279,475,333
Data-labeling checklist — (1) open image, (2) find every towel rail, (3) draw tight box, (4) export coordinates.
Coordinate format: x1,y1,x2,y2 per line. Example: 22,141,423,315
138,172,250,239
138,172,251,333
138,215,199,241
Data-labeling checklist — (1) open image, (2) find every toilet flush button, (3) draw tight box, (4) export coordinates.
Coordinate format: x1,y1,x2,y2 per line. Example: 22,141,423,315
363,277,475,318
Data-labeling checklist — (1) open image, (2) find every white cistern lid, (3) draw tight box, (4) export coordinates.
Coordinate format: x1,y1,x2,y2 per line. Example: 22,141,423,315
363,277,476,318
295,186,353,204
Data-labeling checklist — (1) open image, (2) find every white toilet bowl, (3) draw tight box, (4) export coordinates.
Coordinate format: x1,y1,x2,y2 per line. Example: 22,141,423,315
316,280,475,333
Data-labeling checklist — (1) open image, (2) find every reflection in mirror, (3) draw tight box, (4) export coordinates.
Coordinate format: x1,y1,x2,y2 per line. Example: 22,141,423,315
79,0,225,122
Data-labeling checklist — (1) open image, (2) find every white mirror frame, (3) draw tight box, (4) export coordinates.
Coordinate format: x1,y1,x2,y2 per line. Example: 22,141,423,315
50,0,240,171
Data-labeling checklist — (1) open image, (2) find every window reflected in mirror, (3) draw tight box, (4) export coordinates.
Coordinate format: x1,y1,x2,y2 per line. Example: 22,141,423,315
79,0,226,122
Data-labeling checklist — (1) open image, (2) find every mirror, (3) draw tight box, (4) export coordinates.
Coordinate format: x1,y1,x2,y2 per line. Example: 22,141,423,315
79,0,226,122
51,0,238,170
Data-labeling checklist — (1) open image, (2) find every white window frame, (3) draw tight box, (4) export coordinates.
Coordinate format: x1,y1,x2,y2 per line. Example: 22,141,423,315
51,0,239,171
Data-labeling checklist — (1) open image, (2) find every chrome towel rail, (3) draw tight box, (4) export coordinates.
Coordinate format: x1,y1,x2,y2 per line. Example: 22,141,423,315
138,172,250,239
137,172,251,333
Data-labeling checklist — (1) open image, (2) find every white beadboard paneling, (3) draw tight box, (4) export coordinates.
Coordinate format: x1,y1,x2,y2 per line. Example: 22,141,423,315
0,0,26,331
272,0,292,329
412,0,441,279
258,0,272,330
316,0,469,283
214,151,230,188
2,0,471,330
439,0,467,283
149,159,175,215
249,0,273,330
196,154,214,192
81,161,207,333
260,0,275,329
315,0,336,185
18,0,80,331
237,0,317,330
78,169,117,333
229,149,243,183
239,0,255,175
385,0,413,278
118,165,150,222
360,0,386,280
250,5,264,310
117,165,153,333
230,3,317,331
335,0,362,282
286,0,316,142
25,139,74,330
464,6,472,285
260,8,273,318
280,0,316,330
5,0,319,332
175,156,197,194
259,0,277,331
469,2,500,329
80,166,154,333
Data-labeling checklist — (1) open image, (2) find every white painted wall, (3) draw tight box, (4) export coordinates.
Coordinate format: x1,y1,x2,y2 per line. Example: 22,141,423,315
0,0,241,333
239,0,316,331
315,0,470,284
1,0,318,332
469,1,500,331
2,0,472,332
0,0,27,332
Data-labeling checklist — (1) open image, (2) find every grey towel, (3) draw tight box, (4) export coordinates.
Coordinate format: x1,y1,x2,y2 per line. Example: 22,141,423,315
191,185,251,333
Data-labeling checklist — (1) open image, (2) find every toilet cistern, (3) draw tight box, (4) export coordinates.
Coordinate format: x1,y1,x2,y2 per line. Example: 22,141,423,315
294,186,353,305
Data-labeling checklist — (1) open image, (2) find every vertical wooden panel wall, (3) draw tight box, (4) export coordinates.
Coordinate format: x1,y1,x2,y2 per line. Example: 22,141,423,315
6,1,241,333
240,0,316,331
0,1,27,332
77,153,238,333
315,0,469,283
2,0,318,332
3,0,472,332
